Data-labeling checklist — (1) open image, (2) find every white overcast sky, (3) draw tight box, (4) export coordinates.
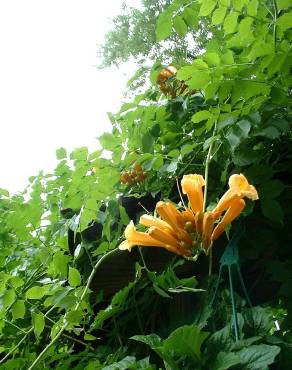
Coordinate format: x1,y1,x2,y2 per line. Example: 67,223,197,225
0,0,139,193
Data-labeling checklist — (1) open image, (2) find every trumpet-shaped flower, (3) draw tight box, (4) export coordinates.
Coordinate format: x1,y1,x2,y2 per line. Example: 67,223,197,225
181,174,205,213
119,221,188,256
211,198,245,241
213,173,258,218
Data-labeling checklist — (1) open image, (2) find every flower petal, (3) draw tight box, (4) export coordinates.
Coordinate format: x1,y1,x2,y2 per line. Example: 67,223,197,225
229,173,258,200
202,212,214,250
149,227,180,248
156,201,184,230
181,174,205,213
228,173,249,191
211,198,245,241
212,190,238,218
181,208,196,224
123,221,167,248
242,184,259,200
139,214,173,232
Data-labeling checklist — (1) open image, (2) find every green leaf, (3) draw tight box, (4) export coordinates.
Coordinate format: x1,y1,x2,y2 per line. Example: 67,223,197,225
207,324,233,353
178,65,210,85
203,52,220,66
131,333,162,348
56,147,67,160
232,81,270,103
68,267,81,287
10,276,24,289
142,131,154,153
270,118,290,133
277,12,292,31
119,205,130,225
70,147,88,161
259,179,284,199
212,6,227,25
173,16,187,37
221,50,234,64
237,120,251,137
156,12,172,41
192,110,211,123
247,0,258,16
245,165,273,184
0,188,9,197
189,72,210,89
237,344,280,370
199,0,217,16
26,286,47,300
243,306,274,337
102,356,137,370
51,251,70,278
261,199,283,224
12,300,26,320
3,289,16,308
182,7,198,28
223,12,239,34
209,352,240,370
32,312,45,338
99,133,120,151
91,282,135,329
153,283,171,298
226,120,251,150
163,325,209,362
66,310,83,325
166,159,178,173
192,58,209,70
226,132,241,150
277,0,292,10
84,333,97,341
257,127,280,139
233,0,246,11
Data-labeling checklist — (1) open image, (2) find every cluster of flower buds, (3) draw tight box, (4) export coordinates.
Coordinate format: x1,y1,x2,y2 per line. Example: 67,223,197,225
120,163,147,186
119,174,258,259
156,66,187,98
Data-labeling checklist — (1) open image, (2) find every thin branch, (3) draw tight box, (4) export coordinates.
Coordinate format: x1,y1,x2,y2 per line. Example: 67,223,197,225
203,122,217,276
176,177,186,208
272,0,278,46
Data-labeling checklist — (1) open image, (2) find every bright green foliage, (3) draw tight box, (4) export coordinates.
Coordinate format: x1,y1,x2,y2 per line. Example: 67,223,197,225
68,267,82,287
32,312,45,338
0,0,291,368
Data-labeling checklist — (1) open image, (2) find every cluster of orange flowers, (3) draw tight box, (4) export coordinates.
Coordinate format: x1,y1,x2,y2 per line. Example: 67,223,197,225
120,163,147,186
119,174,258,259
156,66,187,98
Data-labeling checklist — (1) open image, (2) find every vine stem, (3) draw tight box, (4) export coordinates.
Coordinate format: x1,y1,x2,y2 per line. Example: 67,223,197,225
272,0,278,46
203,122,217,276
27,248,120,370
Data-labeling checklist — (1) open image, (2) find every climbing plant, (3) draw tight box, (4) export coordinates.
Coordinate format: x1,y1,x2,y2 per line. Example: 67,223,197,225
0,0,291,369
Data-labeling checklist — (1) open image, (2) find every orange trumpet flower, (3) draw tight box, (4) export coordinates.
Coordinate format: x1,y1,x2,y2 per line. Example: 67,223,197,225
213,173,258,218
202,212,214,250
181,174,205,213
211,198,246,241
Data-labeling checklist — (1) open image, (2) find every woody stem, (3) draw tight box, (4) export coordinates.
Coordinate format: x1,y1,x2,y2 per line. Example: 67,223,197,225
203,123,217,276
